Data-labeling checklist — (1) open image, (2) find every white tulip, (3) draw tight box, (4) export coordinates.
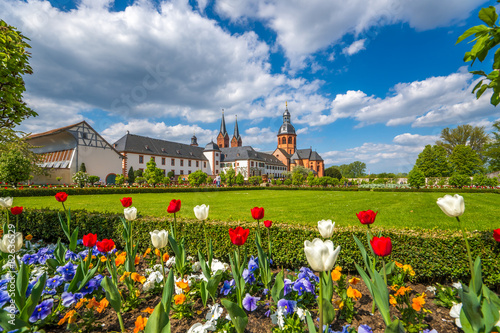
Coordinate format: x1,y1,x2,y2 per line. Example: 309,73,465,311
317,219,335,238
437,194,465,218
0,232,23,253
124,207,137,221
0,197,13,209
150,230,169,249
304,238,341,272
193,204,209,221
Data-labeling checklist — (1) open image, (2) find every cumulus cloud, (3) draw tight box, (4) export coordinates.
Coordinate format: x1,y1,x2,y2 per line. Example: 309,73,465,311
214,0,484,68
342,39,366,56
392,133,440,146
101,119,218,144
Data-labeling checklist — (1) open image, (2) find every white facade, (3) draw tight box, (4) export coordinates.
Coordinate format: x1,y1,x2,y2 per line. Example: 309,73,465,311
220,159,287,180
123,152,210,177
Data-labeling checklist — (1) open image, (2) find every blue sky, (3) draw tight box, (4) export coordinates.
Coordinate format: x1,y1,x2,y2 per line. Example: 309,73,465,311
3,0,500,173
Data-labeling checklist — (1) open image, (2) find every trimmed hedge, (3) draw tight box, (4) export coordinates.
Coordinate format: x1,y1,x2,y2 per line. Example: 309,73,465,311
7,209,500,288
373,187,500,194
0,185,369,197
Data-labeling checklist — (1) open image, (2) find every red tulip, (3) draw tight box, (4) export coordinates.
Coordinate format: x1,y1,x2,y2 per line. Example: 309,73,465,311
55,192,68,203
10,206,23,215
120,197,132,208
264,220,272,228
356,210,377,225
167,199,181,214
228,226,250,246
97,239,115,253
83,233,97,248
370,236,392,257
251,207,265,220
494,229,500,242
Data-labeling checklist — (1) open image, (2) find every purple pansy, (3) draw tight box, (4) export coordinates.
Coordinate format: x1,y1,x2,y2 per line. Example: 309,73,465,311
57,262,76,281
242,293,260,312
247,256,259,272
220,280,235,295
61,292,83,307
277,299,296,316
242,269,256,284
358,325,373,333
29,299,54,323
46,275,65,289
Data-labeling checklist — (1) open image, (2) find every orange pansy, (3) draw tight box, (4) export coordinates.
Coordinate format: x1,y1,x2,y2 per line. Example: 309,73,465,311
134,315,148,333
174,294,186,305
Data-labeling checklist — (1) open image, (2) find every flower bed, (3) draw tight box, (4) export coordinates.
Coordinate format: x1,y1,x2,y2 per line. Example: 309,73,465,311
0,194,499,333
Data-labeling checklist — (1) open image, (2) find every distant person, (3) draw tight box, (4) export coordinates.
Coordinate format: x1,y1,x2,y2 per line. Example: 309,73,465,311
216,175,221,187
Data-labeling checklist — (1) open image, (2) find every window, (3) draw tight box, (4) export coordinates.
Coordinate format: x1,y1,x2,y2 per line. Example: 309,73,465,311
139,168,144,172
188,160,191,167
139,155,144,164
162,158,165,165
216,153,219,157
180,160,184,167
171,169,175,175
180,170,183,175
196,161,199,167
188,170,192,174
288,137,292,144
251,161,254,167
171,159,175,166
216,161,219,165
82,132,89,139
204,161,207,168
282,137,286,144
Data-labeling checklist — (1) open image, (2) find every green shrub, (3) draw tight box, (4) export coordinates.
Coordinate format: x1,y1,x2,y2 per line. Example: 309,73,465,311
188,170,208,187
408,167,425,189
449,173,471,188
10,209,500,287
284,179,292,186
235,174,244,186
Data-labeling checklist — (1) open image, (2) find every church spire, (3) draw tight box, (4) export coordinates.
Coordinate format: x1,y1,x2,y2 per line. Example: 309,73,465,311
219,109,227,136
217,109,230,148
231,115,242,147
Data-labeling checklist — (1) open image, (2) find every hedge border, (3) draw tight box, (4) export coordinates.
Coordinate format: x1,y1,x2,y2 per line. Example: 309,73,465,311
8,209,500,288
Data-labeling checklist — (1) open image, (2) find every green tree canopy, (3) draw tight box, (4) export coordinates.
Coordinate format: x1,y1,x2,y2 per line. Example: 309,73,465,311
436,125,489,156
407,166,425,189
0,149,31,185
128,166,135,183
143,158,164,186
0,20,38,129
324,166,342,180
449,145,484,176
336,161,366,178
415,145,451,177
484,120,500,171
188,170,208,187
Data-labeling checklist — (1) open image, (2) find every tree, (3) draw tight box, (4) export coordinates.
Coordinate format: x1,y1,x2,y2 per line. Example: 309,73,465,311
449,173,470,188
306,171,315,186
128,166,135,184
115,174,125,185
88,175,99,185
235,173,244,185
0,150,31,185
292,165,309,177
135,169,144,178
456,6,500,105
415,145,451,177
0,20,38,130
349,161,366,178
80,162,87,173
324,166,342,180
188,170,208,187
72,171,88,188
226,167,236,186
143,158,163,186
449,145,484,176
484,120,500,171
292,172,304,185
0,129,45,177
407,166,425,189
436,125,489,156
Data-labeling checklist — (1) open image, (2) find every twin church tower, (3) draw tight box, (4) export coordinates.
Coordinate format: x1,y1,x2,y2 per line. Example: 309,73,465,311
217,102,298,155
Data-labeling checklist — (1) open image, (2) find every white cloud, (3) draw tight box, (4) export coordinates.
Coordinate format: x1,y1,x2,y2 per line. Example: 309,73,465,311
101,119,218,145
342,39,366,56
392,133,440,146
214,0,485,69
242,127,277,146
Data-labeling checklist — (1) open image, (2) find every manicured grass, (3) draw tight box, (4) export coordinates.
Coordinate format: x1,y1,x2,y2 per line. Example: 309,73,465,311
13,189,499,231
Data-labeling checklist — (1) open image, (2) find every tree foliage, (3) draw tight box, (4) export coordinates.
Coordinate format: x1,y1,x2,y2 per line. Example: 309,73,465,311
457,5,500,105
188,170,208,187
415,145,451,177
0,149,31,185
143,158,163,186
484,120,500,171
336,161,366,178
324,166,342,180
0,20,38,129
436,125,489,156
448,173,470,188
291,165,310,177
128,166,135,184
235,173,244,186
225,167,236,186
449,145,484,176
407,166,425,189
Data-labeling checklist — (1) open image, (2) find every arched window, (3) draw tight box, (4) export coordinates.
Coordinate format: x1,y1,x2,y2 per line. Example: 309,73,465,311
288,137,292,144
282,137,286,144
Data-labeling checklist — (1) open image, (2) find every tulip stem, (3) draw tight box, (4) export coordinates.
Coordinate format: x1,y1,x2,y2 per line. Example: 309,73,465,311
382,258,387,285
203,220,209,257
457,217,474,285
116,311,125,332
173,213,177,240
160,249,166,280
267,227,272,260
319,274,324,333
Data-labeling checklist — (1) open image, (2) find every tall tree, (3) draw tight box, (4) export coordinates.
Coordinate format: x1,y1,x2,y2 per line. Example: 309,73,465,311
415,145,451,177
449,145,484,176
128,166,135,183
324,166,342,180
0,20,38,129
349,161,366,178
143,158,163,186
484,120,500,171
0,150,31,185
436,125,489,156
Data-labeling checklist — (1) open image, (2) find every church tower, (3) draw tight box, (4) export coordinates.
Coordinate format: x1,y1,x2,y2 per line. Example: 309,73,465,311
217,110,230,148
277,102,297,155
231,115,242,147
190,133,198,146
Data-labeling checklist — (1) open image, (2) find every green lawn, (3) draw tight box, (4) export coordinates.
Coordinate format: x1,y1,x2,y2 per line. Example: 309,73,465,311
12,190,500,231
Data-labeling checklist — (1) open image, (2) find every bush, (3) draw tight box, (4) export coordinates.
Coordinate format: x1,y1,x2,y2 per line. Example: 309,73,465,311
188,170,208,187
135,176,146,184
87,175,100,185
449,173,471,188
235,174,244,186
472,174,489,186
292,172,304,185
248,176,262,186
9,208,500,287
276,180,282,185
284,179,292,186
115,174,125,185
72,171,88,188
408,167,425,189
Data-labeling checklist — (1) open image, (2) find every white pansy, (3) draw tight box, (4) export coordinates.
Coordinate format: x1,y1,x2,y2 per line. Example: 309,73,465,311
187,322,216,333
452,282,462,290
211,259,229,273
296,307,306,321
143,280,154,292
206,303,223,322
192,261,201,272
166,256,176,267
317,219,335,238
425,286,436,294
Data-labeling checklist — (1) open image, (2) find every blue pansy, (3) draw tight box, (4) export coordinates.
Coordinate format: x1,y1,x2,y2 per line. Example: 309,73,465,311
421,330,438,333
22,254,38,265
220,280,234,295
65,250,79,261
242,269,256,284
46,275,64,289
277,299,296,316
293,279,307,296
247,256,259,272
81,279,98,295
57,262,76,281
242,293,260,312
61,292,83,307
283,279,294,295
0,290,11,308
29,299,54,323
358,325,373,333
77,239,83,245
298,267,319,283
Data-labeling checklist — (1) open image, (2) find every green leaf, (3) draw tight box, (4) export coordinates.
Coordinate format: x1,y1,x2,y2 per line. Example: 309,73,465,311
492,91,500,105
198,250,211,280
200,280,208,307
472,79,484,93
457,25,490,44
20,272,47,322
479,6,498,27
77,261,100,292
67,262,85,293
207,272,223,300
101,276,122,312
58,212,70,239
221,299,248,333
305,310,317,333
476,84,488,99
482,296,500,333
161,270,175,314
271,270,285,303
384,319,405,333
69,227,79,251
0,309,29,331
15,262,29,310
460,287,483,332
144,302,170,333
471,256,483,294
